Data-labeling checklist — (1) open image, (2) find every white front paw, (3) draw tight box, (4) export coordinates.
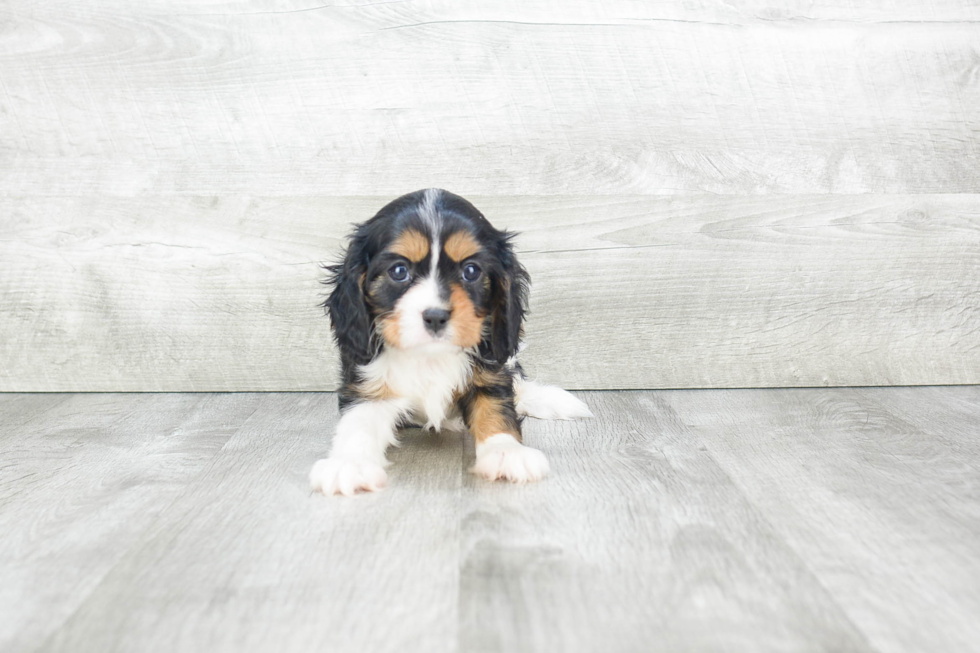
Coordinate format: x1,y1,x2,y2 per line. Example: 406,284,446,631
472,434,550,484
309,457,387,496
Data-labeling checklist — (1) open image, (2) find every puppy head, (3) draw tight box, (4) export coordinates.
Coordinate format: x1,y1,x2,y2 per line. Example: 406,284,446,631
324,189,528,364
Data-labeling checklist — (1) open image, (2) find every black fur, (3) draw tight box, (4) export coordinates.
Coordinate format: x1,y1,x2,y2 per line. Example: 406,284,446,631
484,232,529,365
323,232,374,367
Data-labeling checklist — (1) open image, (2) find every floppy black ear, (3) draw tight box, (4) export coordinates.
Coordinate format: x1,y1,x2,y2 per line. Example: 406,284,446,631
323,235,374,365
487,233,530,364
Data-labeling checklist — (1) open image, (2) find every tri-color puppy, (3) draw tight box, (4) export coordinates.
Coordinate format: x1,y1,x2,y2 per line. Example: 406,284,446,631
310,189,592,496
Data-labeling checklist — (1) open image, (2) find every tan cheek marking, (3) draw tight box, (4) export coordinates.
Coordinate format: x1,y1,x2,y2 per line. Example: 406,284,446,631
368,275,386,299
444,231,481,262
468,394,518,444
449,284,484,348
365,273,402,349
379,314,401,349
389,229,430,262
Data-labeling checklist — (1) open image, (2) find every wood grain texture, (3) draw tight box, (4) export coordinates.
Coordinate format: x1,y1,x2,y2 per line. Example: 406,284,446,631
0,394,73,436
860,385,980,460
459,391,873,653
664,387,980,653
35,394,463,653
5,388,980,652
0,393,260,652
1,1,979,195
2,194,978,390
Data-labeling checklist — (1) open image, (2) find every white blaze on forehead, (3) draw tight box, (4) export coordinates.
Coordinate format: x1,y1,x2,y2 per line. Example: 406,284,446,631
420,188,441,229
421,188,441,278
390,188,451,349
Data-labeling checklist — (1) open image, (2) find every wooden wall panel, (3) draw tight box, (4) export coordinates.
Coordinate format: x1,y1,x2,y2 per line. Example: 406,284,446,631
2,195,977,390
2,1,979,389
1,2,979,195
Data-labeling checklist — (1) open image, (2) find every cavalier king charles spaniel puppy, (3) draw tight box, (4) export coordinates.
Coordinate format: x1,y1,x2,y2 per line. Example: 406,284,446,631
310,189,592,496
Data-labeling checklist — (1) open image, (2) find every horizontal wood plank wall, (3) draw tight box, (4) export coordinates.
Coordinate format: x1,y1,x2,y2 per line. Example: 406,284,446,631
1,1,979,390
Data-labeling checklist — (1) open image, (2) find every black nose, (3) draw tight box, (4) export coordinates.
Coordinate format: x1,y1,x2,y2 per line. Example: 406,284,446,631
422,308,451,334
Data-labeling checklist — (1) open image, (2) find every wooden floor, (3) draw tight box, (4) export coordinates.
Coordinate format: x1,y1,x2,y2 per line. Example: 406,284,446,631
2,388,979,653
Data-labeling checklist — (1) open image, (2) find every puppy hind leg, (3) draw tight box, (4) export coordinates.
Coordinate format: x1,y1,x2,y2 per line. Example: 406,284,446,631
513,377,593,420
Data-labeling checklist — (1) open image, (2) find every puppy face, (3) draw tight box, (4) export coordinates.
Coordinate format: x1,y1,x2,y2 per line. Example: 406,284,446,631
368,225,488,351
325,189,528,365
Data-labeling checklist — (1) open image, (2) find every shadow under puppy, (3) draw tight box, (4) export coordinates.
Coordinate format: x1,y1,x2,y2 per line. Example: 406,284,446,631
310,189,592,496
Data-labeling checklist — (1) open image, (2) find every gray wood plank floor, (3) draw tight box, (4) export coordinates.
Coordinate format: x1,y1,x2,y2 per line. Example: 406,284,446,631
2,388,979,653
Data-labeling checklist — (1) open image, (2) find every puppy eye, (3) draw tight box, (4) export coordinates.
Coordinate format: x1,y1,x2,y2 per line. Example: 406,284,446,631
388,263,410,282
462,262,482,282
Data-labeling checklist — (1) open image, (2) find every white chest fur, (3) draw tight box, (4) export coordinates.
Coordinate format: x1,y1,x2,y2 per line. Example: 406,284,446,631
358,346,472,430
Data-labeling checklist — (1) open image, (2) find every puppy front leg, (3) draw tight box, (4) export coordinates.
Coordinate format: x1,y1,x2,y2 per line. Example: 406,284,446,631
464,388,550,484
310,399,408,496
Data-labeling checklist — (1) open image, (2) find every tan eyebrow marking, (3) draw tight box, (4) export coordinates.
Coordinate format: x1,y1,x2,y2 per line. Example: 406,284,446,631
444,230,481,262
389,229,430,263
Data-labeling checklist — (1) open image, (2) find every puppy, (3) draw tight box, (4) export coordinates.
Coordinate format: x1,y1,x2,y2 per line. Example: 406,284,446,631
310,189,592,496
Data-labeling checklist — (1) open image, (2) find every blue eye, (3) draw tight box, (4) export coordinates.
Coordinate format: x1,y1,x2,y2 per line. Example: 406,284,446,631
388,263,410,282
462,262,482,282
